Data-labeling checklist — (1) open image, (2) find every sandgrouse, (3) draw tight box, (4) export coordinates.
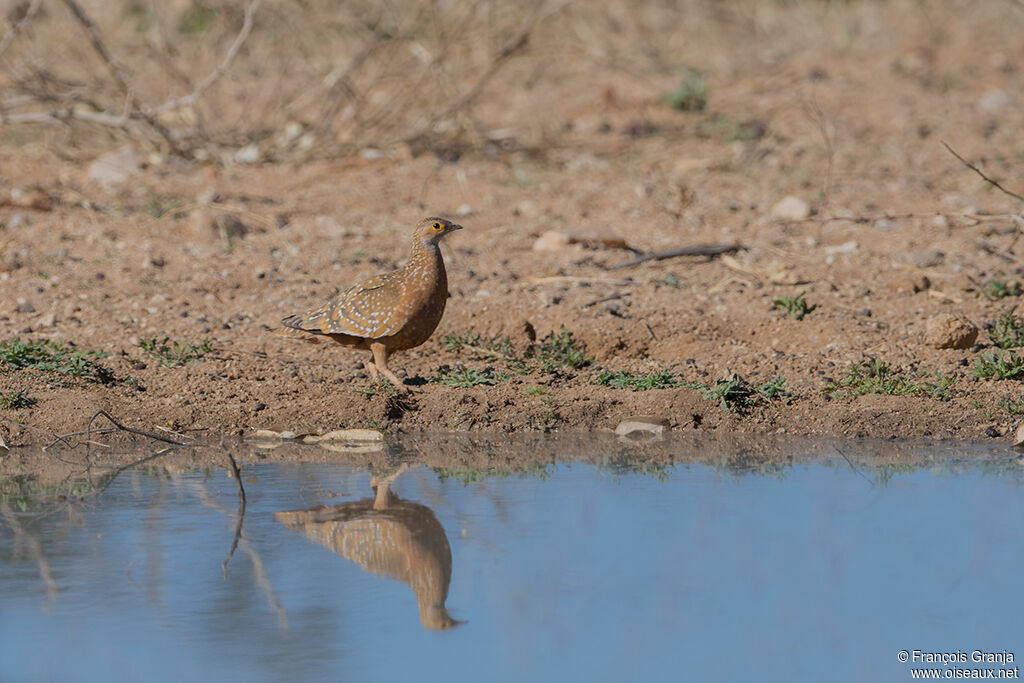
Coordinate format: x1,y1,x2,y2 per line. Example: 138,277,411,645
276,217,462,388
275,464,458,630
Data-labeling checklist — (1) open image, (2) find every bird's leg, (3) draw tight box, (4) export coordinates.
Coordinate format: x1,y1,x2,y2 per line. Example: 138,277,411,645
369,463,411,510
365,350,379,381
370,342,406,391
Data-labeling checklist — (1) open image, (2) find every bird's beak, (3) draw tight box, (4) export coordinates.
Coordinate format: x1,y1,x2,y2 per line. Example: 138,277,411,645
450,223,464,231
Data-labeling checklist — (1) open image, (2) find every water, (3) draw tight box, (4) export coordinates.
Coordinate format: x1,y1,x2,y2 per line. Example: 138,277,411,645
1,436,1022,682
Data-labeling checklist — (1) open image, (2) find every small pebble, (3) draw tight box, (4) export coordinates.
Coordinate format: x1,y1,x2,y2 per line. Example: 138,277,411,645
132,362,147,370
254,402,266,412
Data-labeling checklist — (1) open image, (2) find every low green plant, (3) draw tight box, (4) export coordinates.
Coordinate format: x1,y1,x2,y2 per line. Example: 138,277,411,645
828,357,954,397
975,349,1024,380
773,291,817,320
756,374,790,399
534,325,593,372
524,385,547,396
145,199,179,219
984,279,1022,300
138,336,213,367
998,395,1024,416
988,308,1024,349
659,273,683,288
0,389,36,409
697,114,765,142
693,373,755,412
0,338,114,384
661,69,708,112
431,364,509,387
178,3,215,34
441,330,515,357
356,378,401,397
594,369,681,391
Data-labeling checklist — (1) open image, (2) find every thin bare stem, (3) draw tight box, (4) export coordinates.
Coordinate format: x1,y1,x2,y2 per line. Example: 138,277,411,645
221,448,247,576
943,140,1024,203
0,0,42,61
145,0,263,116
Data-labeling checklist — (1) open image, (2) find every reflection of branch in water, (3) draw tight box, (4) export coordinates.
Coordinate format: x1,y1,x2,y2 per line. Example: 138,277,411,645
191,469,287,629
86,410,187,457
832,445,874,487
221,449,246,576
1,500,58,604
277,465,461,630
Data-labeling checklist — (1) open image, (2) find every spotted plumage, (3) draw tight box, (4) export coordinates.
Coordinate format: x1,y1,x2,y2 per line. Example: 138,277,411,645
275,217,462,389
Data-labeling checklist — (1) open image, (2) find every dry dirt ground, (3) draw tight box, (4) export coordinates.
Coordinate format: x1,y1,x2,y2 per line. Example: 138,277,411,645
2,1,1024,447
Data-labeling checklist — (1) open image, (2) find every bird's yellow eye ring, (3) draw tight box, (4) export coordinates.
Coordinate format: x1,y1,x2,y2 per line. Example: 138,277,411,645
432,222,443,230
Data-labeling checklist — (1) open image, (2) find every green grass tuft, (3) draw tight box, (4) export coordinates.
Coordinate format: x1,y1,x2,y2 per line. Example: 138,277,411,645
431,364,510,387
594,369,682,391
138,336,213,367
988,307,1024,349
534,325,593,372
756,374,790,399
0,388,36,409
773,291,817,320
828,357,955,397
0,338,114,384
661,69,708,112
984,279,1022,300
998,395,1024,416
692,373,755,412
975,349,1024,380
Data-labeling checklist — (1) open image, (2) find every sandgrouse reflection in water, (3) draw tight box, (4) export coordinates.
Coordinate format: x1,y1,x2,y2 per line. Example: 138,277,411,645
275,465,459,630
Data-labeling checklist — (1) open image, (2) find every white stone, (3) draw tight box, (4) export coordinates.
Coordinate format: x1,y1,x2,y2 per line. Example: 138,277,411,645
770,195,811,221
234,144,261,164
978,89,1010,113
532,230,571,251
88,145,140,185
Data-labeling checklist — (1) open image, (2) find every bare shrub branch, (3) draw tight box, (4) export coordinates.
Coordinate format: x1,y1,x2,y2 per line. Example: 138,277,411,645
943,140,1024,203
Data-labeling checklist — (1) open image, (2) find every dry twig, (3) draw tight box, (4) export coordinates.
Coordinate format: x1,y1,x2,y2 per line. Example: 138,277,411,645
611,243,746,270
0,0,42,61
943,141,1024,203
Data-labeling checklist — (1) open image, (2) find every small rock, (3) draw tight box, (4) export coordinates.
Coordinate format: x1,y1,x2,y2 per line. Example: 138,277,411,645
14,301,34,313
931,214,950,229
251,429,299,440
7,211,29,228
873,218,897,230
824,240,858,255
304,428,383,443
985,426,1000,438
88,145,141,185
132,362,147,370
924,313,979,349
254,402,266,412
233,144,261,164
770,196,810,221
615,416,670,437
38,312,56,327
533,230,571,251
0,432,7,454
977,89,1010,113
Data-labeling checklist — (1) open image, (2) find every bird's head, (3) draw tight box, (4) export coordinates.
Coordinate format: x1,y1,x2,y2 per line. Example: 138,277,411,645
416,217,463,246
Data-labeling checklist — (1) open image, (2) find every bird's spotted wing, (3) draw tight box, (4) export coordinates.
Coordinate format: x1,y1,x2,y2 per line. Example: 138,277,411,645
281,273,409,338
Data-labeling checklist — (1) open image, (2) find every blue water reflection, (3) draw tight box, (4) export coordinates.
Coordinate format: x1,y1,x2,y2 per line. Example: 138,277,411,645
1,445,1022,682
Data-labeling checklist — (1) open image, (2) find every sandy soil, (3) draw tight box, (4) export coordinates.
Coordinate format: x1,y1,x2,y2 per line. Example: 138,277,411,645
2,1,1024,446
